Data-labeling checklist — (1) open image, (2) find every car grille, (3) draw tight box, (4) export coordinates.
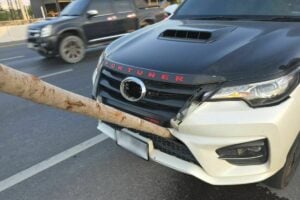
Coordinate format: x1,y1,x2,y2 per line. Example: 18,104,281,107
97,66,204,126
106,122,201,166
139,131,201,166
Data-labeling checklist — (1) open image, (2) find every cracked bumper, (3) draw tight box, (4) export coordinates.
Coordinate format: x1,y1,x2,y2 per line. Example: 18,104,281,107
97,86,300,185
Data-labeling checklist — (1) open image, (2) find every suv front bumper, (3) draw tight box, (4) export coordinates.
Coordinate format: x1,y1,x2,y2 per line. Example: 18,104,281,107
97,85,300,185
27,35,58,54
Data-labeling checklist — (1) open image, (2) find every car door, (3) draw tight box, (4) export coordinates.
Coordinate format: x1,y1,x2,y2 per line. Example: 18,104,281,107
83,0,117,42
112,0,139,34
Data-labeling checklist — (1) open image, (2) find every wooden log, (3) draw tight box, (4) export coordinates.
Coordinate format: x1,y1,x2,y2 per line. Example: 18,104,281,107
0,64,172,138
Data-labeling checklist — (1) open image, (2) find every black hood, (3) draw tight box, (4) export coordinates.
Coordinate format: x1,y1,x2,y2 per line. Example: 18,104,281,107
106,19,300,85
29,16,77,30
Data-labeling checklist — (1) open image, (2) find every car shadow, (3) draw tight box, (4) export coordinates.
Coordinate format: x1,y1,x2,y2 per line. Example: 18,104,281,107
170,175,288,200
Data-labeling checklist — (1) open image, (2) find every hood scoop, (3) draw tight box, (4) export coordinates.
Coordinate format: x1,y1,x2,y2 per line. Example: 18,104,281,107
159,29,212,42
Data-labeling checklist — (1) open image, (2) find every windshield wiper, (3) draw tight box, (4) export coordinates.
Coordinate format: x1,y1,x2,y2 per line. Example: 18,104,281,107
188,16,244,21
177,15,300,22
257,16,300,22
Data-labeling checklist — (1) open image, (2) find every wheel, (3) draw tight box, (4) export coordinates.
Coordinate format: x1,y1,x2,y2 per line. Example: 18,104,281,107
140,20,154,28
37,50,56,59
59,35,85,64
266,134,300,189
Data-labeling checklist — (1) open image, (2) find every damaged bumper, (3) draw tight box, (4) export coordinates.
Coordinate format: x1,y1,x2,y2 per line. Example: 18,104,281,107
97,86,300,185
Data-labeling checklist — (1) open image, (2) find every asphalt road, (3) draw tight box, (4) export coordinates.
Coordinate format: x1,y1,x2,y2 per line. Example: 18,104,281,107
0,42,298,200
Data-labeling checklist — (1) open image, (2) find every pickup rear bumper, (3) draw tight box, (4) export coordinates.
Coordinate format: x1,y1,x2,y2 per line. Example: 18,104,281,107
97,85,300,185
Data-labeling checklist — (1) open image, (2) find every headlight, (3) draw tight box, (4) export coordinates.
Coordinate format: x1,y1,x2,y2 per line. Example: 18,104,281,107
41,25,52,38
92,53,105,85
211,70,299,107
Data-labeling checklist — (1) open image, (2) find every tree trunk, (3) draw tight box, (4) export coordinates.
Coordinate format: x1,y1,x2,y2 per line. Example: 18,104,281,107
0,64,172,138
17,0,29,20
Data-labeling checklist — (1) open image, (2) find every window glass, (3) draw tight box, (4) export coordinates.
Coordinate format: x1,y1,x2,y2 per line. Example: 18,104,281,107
60,0,90,16
134,0,159,9
114,0,133,12
89,0,113,15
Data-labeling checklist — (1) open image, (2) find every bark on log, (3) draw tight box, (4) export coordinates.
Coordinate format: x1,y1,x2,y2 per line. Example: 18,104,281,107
0,64,172,138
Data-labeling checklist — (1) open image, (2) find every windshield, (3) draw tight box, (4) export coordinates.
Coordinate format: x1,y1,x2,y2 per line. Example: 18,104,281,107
60,0,90,16
174,0,300,20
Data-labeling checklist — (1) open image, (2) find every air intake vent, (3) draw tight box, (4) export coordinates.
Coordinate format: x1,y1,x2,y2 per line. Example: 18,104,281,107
160,29,212,42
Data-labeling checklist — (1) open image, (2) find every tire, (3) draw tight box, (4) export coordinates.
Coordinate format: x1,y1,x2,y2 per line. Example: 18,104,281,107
141,20,154,28
266,134,300,189
59,35,85,64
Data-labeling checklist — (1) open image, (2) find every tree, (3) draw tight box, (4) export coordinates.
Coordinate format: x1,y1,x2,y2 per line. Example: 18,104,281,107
0,64,172,138
16,0,29,20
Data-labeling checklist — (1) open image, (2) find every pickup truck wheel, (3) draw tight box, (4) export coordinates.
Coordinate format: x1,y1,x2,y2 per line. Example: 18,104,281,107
59,35,85,64
266,134,300,189
141,20,154,28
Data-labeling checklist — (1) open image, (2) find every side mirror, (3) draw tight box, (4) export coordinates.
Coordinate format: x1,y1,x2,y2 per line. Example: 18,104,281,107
87,10,99,18
164,4,179,16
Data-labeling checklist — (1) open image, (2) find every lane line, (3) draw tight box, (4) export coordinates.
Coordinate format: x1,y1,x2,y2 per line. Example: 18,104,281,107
0,134,108,193
39,69,73,79
0,56,25,62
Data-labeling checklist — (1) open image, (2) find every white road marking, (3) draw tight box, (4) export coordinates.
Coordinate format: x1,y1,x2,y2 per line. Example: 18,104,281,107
0,56,25,62
39,69,73,79
0,134,108,193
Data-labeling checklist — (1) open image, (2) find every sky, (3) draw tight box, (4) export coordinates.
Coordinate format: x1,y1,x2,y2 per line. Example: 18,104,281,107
0,0,31,9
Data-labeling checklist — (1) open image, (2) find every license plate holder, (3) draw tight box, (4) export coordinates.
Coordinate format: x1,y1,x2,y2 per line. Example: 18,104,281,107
116,130,149,160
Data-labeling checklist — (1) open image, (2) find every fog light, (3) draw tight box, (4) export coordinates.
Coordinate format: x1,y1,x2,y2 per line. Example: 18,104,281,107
216,139,268,165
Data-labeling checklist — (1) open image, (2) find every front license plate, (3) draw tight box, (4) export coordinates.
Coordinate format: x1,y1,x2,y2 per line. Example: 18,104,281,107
27,43,34,48
116,130,149,160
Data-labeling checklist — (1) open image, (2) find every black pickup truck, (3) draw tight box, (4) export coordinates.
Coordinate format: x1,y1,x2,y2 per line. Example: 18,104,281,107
27,0,165,63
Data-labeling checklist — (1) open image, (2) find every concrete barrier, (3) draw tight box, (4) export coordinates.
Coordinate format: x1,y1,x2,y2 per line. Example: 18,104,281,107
0,24,28,44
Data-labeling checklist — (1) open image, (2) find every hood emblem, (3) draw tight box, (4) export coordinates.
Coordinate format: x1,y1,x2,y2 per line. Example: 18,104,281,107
120,77,146,102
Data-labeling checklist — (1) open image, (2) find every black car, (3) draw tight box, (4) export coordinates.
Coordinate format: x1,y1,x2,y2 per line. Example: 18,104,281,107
27,0,165,63
92,0,300,189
